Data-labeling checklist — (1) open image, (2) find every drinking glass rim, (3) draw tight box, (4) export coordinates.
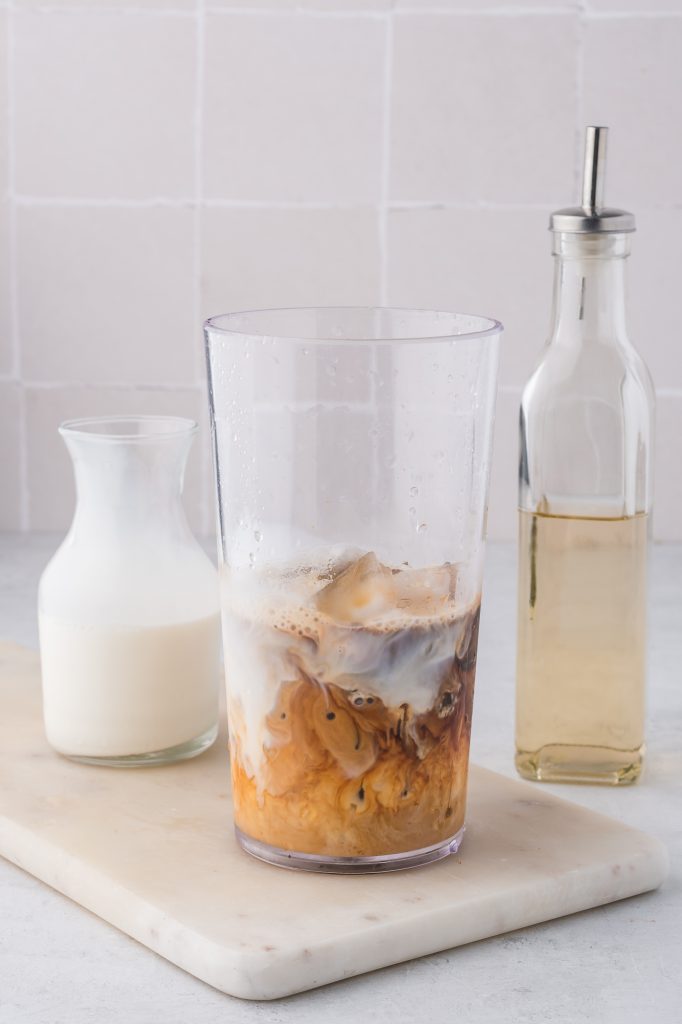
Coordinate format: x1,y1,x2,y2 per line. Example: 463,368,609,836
204,306,503,344
59,415,198,443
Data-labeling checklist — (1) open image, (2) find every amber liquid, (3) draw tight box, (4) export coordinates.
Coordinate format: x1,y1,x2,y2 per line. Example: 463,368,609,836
515,510,647,785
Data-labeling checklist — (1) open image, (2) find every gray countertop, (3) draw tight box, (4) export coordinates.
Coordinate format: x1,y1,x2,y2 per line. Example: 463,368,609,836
1,534,680,1024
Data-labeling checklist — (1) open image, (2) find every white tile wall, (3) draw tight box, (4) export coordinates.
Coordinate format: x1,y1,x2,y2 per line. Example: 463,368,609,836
0,9,10,377
653,393,682,541
389,14,578,204
629,207,682,391
202,13,384,202
201,206,380,318
387,206,553,388
487,387,521,546
0,201,10,377
0,381,21,528
583,14,682,207
21,1,195,7
17,206,197,385
1,1,681,539
209,0,393,9
14,10,197,198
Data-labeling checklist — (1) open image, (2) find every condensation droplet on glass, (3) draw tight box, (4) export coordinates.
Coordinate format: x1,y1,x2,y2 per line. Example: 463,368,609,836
447,374,454,384
254,530,262,543
409,485,419,498
435,450,446,463
408,506,416,518
417,523,428,534
248,552,255,567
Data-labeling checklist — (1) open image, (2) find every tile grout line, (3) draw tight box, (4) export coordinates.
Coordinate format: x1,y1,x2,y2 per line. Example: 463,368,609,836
385,200,566,212
397,6,682,16
21,381,207,392
395,5,578,14
16,380,682,397
201,7,655,18
6,2,28,532
574,0,587,195
14,196,682,213
583,9,682,18
378,9,393,307
205,5,385,16
204,6,682,18
24,196,671,211
194,0,211,536
13,196,200,208
192,0,204,388
369,9,393,521
17,4,682,19
21,6,196,18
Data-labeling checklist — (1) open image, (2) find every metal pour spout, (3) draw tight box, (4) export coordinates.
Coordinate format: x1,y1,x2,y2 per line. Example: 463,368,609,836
549,125,635,234
581,125,608,214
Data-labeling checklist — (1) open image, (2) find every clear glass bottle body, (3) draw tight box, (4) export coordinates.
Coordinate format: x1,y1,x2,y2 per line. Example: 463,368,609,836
206,307,501,872
38,416,222,766
516,233,655,784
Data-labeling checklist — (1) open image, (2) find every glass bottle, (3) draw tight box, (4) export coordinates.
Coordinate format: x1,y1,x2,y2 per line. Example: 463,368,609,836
38,416,222,766
515,127,655,785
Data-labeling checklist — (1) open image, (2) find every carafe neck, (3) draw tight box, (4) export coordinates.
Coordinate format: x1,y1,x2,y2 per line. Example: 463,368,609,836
61,420,195,544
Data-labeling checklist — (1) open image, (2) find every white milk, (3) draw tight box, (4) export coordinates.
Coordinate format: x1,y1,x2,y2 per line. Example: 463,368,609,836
39,613,221,758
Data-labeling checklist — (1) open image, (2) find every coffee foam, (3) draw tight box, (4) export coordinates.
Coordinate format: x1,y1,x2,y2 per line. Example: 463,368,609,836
222,554,469,635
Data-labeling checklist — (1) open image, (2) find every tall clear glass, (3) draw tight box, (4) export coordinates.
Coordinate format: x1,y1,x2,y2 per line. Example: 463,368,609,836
205,308,501,872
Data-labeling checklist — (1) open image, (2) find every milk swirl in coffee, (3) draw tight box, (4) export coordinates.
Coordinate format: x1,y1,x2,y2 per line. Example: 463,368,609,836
221,550,480,859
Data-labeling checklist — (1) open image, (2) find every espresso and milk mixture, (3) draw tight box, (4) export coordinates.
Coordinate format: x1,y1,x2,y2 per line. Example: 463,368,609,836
221,551,480,858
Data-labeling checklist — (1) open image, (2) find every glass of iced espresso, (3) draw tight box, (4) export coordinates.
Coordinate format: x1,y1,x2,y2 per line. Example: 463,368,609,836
205,308,501,872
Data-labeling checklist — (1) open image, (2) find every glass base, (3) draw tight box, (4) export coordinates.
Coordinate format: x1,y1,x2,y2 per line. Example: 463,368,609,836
63,722,218,768
235,825,465,874
515,743,644,786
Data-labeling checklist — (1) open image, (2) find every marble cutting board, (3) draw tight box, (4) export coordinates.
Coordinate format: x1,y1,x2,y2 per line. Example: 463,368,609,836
0,642,668,1001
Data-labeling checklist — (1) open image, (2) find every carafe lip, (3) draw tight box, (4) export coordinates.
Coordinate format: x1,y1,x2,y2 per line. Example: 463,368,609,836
204,306,503,345
59,415,198,444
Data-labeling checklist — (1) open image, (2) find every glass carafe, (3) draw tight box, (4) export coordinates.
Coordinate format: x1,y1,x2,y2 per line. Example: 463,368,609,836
515,128,655,785
38,416,222,766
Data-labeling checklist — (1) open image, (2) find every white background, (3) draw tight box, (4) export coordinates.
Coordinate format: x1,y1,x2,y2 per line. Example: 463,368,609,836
1,0,680,539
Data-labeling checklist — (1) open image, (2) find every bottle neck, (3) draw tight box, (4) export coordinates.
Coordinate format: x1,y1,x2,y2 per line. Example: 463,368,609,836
549,232,631,345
